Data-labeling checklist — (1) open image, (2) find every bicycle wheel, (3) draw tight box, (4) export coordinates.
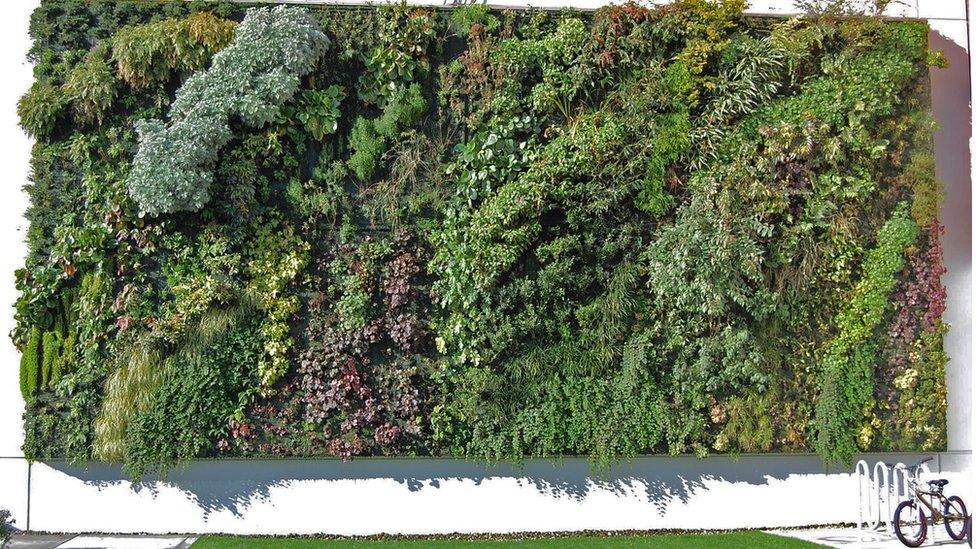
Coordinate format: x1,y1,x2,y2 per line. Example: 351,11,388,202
894,499,927,547
943,495,968,540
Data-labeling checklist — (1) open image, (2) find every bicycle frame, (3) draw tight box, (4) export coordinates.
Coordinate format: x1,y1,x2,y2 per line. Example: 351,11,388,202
909,484,949,523
906,478,966,524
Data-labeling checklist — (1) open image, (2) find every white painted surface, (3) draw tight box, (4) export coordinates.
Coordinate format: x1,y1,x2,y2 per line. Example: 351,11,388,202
0,0,35,532
918,1,968,21
930,16,974,455
22,454,974,535
0,0,970,536
56,536,196,548
0,459,29,533
0,0,33,461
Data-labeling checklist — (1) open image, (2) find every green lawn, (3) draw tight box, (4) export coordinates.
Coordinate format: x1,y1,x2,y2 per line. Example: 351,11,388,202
193,531,823,548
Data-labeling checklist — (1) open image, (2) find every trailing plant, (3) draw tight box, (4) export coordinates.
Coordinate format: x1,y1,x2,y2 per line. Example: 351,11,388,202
813,208,918,464
246,221,310,389
63,48,118,125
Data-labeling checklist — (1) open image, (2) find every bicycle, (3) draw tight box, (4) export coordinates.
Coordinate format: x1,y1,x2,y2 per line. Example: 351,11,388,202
892,457,968,547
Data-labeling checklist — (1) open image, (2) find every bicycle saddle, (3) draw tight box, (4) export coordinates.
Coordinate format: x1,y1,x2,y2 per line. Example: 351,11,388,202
927,478,949,488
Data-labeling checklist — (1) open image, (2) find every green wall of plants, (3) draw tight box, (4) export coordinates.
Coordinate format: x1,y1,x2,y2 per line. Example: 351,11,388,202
15,0,949,478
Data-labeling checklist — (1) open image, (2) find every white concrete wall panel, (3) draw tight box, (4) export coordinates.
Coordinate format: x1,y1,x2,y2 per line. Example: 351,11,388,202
25,454,973,535
930,17,973,453
0,460,29,532
917,1,967,20
0,0,33,461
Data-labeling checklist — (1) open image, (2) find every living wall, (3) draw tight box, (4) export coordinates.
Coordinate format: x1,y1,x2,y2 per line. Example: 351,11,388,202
16,0,949,477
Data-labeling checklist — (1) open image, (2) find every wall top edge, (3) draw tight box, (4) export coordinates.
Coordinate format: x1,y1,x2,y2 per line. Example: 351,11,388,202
217,0,961,21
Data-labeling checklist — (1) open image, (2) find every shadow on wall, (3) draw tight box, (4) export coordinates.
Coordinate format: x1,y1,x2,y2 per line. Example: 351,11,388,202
929,26,974,454
44,454,865,518
929,27,972,256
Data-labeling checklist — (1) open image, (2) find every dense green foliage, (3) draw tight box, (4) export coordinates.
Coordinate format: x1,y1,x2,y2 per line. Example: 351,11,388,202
16,0,948,476
813,209,918,463
18,327,40,399
111,11,237,90
126,7,329,215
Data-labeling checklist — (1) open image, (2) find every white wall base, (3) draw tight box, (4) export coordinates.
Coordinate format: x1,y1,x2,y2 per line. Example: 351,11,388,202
15,453,971,535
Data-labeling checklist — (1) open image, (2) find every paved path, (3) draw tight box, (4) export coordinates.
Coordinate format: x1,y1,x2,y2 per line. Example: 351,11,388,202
769,527,968,548
7,529,967,548
4,535,197,549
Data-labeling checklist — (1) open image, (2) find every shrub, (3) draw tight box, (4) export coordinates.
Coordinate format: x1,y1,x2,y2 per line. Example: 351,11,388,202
123,301,262,478
0,508,13,544
357,6,436,108
246,222,309,389
17,82,66,139
449,4,500,37
112,11,237,89
348,84,427,181
50,331,74,387
347,117,384,181
298,85,344,141
63,49,118,124
374,83,426,138
126,6,329,215
40,330,59,388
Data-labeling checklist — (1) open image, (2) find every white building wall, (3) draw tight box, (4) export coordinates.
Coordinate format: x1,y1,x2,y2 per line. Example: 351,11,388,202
0,0,37,534
0,0,970,535
20,453,974,535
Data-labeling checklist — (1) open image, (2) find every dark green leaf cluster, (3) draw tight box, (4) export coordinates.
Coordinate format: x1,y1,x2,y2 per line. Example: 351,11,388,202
0,509,12,545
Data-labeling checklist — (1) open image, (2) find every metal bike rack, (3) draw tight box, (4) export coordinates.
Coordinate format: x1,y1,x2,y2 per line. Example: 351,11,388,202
856,459,931,538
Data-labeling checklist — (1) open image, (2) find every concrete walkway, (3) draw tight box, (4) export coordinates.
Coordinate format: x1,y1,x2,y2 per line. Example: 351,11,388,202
3,535,197,549
769,527,969,548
